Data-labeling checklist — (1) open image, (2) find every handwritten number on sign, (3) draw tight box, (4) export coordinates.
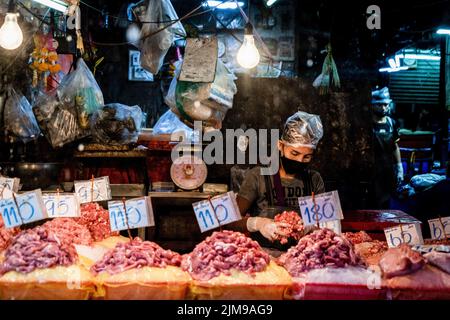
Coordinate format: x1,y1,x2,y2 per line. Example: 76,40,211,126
2,206,19,226
127,207,142,225
19,201,34,221
198,209,215,229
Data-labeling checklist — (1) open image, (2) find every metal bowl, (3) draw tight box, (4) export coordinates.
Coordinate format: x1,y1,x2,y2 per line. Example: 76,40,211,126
0,162,63,191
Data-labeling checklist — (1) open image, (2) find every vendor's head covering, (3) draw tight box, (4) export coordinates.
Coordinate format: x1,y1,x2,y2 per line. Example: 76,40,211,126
371,87,392,105
281,111,323,149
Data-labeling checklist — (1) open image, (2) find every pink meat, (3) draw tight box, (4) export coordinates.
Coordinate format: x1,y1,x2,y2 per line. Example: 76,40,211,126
0,215,20,251
91,237,182,275
343,231,373,245
274,211,304,244
0,226,77,275
42,218,93,246
181,230,270,281
75,203,119,242
277,228,365,277
379,244,426,278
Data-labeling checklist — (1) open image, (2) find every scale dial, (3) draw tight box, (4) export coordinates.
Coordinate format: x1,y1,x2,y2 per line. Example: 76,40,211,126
170,155,207,190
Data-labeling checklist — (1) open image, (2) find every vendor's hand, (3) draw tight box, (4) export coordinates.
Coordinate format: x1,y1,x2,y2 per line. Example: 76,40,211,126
247,217,290,241
394,163,404,186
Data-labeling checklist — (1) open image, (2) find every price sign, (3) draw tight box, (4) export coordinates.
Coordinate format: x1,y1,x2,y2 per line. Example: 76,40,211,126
319,220,342,234
0,189,48,229
43,194,81,218
384,223,424,248
428,217,450,240
74,176,112,204
298,191,344,226
108,197,155,232
0,177,20,193
192,191,242,233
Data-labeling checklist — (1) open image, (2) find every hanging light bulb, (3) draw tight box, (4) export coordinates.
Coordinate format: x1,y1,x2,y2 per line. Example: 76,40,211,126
237,23,260,69
0,12,23,50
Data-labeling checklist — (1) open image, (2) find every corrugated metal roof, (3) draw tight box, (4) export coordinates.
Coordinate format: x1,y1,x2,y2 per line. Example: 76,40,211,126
389,59,440,105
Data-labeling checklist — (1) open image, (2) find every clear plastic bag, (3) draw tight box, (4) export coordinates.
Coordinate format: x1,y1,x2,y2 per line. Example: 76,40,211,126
4,88,41,143
33,92,90,148
91,103,143,145
174,59,237,129
153,109,198,142
57,58,104,130
139,0,186,74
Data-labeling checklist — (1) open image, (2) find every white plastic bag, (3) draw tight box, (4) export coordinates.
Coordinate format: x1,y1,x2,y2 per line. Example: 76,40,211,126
139,0,186,74
4,88,40,143
153,109,197,142
174,59,237,129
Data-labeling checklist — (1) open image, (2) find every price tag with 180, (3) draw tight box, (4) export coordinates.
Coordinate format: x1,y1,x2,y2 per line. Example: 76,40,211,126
43,194,81,218
108,197,155,232
298,191,344,226
0,189,48,229
192,191,242,233
384,223,424,248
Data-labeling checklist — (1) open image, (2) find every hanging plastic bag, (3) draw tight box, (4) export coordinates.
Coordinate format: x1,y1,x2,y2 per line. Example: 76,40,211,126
57,58,104,129
164,59,182,109
90,103,143,145
139,0,186,74
153,109,198,142
4,88,41,143
174,59,237,130
313,43,340,95
33,92,89,148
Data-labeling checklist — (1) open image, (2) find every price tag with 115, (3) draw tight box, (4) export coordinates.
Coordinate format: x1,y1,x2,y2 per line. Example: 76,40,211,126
43,193,81,218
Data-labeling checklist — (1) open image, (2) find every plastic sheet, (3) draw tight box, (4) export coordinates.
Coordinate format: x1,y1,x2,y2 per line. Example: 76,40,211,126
90,103,143,145
93,266,190,300
290,267,386,300
0,265,95,300
139,0,186,74
186,262,292,300
4,88,40,143
383,265,450,300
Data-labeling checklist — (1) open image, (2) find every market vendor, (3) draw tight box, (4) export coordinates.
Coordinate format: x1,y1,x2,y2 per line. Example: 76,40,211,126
228,111,325,242
371,87,403,209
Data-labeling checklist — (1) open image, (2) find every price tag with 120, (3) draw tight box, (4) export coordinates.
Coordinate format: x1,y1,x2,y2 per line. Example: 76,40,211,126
74,176,112,204
192,191,242,233
108,197,155,232
0,189,48,229
298,191,344,226
384,223,424,248
43,193,81,218
428,217,450,240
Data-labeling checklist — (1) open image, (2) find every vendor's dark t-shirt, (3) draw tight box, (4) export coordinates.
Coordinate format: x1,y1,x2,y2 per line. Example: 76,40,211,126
238,166,325,216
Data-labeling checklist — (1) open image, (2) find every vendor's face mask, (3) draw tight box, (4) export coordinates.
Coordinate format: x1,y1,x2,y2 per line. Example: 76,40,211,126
279,144,314,175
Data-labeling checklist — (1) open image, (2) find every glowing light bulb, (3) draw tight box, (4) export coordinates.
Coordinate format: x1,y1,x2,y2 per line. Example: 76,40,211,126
126,23,140,44
0,13,23,50
237,24,260,69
